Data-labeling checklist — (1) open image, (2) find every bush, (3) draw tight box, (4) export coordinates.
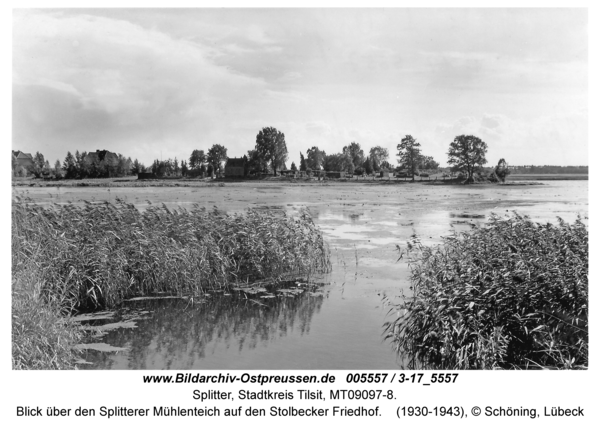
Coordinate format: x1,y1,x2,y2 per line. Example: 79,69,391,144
384,213,588,369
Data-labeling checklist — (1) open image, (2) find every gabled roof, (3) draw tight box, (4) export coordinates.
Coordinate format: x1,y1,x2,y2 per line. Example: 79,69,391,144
85,150,118,164
16,152,33,159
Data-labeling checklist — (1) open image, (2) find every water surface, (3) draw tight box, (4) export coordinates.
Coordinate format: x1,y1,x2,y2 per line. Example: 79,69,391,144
15,181,588,369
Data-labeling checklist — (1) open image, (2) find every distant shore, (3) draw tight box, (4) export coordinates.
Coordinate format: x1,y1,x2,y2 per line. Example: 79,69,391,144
12,173,586,189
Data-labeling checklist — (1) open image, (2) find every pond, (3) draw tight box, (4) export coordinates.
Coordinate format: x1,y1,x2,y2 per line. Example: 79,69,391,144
15,180,588,369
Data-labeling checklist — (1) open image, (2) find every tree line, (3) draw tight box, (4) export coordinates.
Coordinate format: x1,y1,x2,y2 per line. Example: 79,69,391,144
12,150,134,179
13,126,528,183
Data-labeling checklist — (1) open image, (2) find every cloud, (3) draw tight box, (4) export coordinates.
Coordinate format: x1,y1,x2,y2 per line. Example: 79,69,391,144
427,112,587,166
13,10,267,161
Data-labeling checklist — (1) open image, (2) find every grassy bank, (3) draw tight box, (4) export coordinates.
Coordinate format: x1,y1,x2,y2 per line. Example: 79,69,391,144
385,214,588,369
12,198,330,368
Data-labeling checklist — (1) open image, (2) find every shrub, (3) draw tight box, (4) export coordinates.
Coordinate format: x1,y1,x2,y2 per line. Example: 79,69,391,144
384,213,588,369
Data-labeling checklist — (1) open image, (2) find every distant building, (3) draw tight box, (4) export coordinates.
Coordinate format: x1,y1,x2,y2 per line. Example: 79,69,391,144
137,172,157,180
326,171,346,179
84,150,119,177
85,150,119,166
224,157,245,177
13,151,34,169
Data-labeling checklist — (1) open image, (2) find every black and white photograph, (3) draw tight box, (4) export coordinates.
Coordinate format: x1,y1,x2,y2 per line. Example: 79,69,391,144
10,6,589,373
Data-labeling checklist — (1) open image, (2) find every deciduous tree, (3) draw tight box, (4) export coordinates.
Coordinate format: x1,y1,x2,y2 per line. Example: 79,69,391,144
255,127,288,176
397,135,422,181
447,135,488,183
369,146,389,169
207,144,228,175
189,149,206,170
306,146,325,170
494,158,511,183
63,152,77,179
343,142,365,167
299,153,307,171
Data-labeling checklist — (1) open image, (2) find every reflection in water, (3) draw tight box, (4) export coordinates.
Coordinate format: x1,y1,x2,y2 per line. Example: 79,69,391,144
79,284,326,369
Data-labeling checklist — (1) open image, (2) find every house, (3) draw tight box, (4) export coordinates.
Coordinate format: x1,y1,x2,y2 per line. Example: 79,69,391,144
13,151,34,169
326,171,346,179
84,150,120,177
224,157,245,177
85,150,119,166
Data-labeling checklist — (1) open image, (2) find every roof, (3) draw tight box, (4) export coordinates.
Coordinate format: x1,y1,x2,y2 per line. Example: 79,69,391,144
225,157,245,168
16,152,33,160
85,150,118,164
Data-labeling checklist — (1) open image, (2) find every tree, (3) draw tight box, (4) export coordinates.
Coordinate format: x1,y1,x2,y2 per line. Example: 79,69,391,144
299,153,307,171
371,156,380,172
63,152,77,179
27,151,45,178
255,127,288,176
173,157,180,176
306,146,325,170
343,142,364,167
369,146,389,169
380,160,393,171
447,135,488,183
12,154,18,177
131,159,145,175
494,158,511,183
43,160,52,177
207,144,228,175
54,160,62,178
397,135,422,181
189,149,206,170
323,153,354,174
363,156,373,175
290,162,297,172
181,160,188,177
247,149,268,175
420,156,439,171
75,151,86,178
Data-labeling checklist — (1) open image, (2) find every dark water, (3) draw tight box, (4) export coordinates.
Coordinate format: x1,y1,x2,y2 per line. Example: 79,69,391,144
19,181,587,369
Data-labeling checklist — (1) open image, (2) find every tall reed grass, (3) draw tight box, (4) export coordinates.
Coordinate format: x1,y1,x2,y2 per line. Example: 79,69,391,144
12,253,83,369
384,213,588,369
12,197,330,312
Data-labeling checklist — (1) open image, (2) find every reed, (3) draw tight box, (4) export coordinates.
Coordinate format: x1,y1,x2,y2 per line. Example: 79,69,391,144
12,253,83,369
384,213,588,369
12,197,330,312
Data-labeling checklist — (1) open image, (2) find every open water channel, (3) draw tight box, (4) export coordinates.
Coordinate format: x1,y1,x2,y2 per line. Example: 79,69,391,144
15,180,588,369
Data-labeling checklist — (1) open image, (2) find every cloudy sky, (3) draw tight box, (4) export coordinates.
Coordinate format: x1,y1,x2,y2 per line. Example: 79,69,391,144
12,8,588,168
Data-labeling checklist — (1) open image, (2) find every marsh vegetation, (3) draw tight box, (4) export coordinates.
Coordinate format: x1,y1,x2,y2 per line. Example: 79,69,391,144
384,214,588,369
12,197,330,368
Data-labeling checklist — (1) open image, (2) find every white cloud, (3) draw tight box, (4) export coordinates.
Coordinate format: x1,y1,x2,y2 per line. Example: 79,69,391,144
13,10,269,162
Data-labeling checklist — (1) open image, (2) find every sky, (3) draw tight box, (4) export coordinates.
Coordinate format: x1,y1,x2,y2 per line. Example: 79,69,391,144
12,8,588,168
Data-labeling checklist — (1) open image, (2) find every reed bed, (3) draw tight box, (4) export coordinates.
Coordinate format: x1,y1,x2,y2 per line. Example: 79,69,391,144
12,197,330,312
384,213,588,369
12,253,83,369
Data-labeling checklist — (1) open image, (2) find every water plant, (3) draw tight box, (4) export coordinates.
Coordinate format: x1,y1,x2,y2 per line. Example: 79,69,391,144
12,197,330,313
12,252,83,369
384,213,588,369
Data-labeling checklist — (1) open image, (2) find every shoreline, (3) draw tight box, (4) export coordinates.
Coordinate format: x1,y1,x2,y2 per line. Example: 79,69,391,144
11,176,576,189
